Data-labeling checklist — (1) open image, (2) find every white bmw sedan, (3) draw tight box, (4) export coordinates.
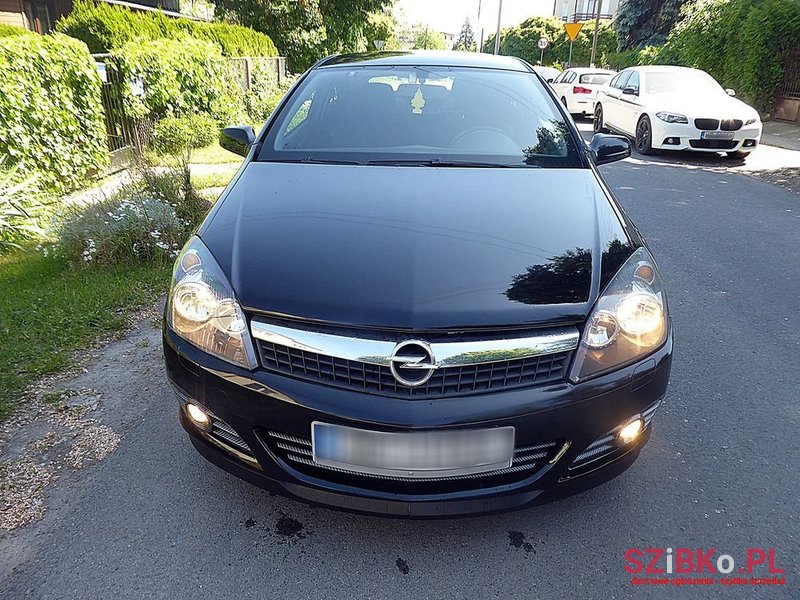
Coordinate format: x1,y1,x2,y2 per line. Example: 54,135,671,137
551,67,616,118
594,65,762,158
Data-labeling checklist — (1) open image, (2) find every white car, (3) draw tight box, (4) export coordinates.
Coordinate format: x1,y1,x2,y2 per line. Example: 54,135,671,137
594,65,762,158
532,65,561,83
551,67,615,118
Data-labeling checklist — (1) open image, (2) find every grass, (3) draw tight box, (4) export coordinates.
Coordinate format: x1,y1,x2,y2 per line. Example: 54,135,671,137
0,249,169,420
190,169,239,191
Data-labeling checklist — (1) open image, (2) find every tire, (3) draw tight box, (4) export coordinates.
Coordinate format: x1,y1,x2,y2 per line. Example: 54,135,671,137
593,104,607,134
635,115,655,155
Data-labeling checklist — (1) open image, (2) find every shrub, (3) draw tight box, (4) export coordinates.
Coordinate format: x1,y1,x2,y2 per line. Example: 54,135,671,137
0,160,43,252
110,37,234,121
152,114,219,157
0,32,107,192
0,24,25,37
57,0,278,57
56,166,209,266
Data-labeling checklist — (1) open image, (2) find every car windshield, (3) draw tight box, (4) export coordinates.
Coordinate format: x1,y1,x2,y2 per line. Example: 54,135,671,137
258,66,581,168
579,73,613,85
645,70,725,96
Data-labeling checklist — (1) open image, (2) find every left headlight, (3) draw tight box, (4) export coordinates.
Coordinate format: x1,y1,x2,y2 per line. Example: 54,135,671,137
655,112,688,124
167,236,258,369
570,247,668,382
744,116,759,126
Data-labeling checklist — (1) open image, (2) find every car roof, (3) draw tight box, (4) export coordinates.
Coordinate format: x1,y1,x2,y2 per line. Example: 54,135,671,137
316,50,530,72
566,67,615,74
626,65,702,74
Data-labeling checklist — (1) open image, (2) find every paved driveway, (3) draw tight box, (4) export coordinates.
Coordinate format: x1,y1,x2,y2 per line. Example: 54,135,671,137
1,140,798,599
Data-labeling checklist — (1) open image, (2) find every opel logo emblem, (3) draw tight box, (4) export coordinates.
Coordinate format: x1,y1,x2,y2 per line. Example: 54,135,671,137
388,340,437,387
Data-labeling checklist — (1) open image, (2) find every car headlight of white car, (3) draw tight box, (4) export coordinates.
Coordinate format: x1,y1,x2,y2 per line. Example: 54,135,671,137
744,117,759,126
655,112,689,124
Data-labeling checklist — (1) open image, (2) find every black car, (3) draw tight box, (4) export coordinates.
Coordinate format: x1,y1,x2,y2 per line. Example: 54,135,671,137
163,51,672,517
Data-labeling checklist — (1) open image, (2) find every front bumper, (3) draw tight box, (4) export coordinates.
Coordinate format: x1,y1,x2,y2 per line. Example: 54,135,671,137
649,119,762,153
164,325,672,517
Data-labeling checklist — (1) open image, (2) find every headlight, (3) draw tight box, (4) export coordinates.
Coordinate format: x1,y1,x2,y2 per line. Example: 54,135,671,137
655,112,688,124
744,117,758,126
167,236,258,369
570,247,668,382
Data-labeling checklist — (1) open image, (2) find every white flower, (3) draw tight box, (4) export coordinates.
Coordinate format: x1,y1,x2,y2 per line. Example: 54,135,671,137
155,241,169,250
149,231,161,238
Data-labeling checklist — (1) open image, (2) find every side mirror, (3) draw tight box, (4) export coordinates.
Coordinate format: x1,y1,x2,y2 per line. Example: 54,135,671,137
588,134,631,166
622,86,637,96
725,88,736,97
220,125,256,157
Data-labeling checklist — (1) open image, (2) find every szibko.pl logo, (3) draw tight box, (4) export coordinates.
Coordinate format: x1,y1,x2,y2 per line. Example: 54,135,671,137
625,547,785,587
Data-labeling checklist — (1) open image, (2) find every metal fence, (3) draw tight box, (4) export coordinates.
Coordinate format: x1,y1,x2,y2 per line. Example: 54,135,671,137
774,50,800,123
225,56,288,91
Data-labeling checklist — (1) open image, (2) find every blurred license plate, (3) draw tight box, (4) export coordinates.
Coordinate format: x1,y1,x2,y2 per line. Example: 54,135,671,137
700,131,735,140
312,422,515,479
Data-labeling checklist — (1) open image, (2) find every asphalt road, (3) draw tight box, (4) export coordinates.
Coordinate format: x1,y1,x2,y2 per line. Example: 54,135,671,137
2,139,799,599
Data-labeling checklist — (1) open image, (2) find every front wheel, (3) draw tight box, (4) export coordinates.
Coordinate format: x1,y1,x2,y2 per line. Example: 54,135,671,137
593,104,607,133
635,115,655,155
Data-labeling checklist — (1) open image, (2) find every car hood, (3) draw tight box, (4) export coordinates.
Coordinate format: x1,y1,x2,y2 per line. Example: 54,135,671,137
200,163,633,330
650,93,759,120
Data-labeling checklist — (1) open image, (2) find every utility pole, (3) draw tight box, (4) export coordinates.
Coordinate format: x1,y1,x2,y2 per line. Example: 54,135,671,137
493,0,503,55
476,0,482,51
590,0,603,67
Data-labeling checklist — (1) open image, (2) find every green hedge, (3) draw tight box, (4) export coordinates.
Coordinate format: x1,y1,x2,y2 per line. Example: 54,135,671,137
0,24,25,37
57,0,278,57
483,16,616,67
0,32,107,191
110,37,238,122
607,0,800,112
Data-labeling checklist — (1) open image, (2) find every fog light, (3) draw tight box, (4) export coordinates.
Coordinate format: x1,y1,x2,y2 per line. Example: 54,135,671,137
186,403,210,428
618,418,644,444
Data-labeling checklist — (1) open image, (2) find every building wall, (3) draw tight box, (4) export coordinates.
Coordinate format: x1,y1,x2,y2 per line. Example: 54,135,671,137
0,0,25,27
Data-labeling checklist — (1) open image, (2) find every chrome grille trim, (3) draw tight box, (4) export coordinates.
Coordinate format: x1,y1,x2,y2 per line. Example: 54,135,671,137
263,430,561,482
251,321,580,368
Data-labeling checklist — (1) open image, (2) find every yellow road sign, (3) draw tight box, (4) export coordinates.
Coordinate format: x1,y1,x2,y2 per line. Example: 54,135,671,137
564,22,584,42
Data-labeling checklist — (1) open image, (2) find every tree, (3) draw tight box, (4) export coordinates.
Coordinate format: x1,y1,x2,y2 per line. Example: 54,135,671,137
454,17,476,51
214,0,392,71
411,24,446,50
614,0,687,50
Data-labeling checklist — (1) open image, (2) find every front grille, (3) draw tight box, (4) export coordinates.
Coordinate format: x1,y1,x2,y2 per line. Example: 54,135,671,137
262,429,564,492
257,341,571,398
564,401,661,479
689,139,738,150
720,119,743,131
694,118,720,130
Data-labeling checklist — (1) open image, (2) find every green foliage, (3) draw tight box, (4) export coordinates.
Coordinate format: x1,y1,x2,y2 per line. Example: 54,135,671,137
57,0,277,57
152,114,219,157
214,0,391,70
615,0,687,51
412,26,446,50
364,10,397,50
0,161,44,252
609,0,800,111
0,33,107,192
242,60,284,122
110,37,235,122
0,24,25,37
484,17,616,67
56,166,206,267
454,17,476,52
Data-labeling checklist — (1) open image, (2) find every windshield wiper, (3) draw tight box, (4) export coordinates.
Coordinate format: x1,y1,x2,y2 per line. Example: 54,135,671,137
267,157,363,165
366,159,528,168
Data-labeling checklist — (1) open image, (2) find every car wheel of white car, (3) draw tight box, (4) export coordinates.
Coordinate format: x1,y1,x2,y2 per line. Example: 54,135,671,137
593,104,607,134
635,115,655,155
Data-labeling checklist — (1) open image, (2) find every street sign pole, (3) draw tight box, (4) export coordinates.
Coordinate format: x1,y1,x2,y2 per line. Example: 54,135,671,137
568,41,573,67
493,0,503,55
590,0,603,67
540,47,545,63
563,22,583,68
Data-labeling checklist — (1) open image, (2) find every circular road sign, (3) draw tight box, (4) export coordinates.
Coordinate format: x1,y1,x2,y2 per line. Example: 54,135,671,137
537,37,549,50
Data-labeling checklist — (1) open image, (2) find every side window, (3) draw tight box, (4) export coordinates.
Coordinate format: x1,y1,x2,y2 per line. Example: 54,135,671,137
555,71,568,84
615,71,632,90
609,74,620,88
285,93,314,134
627,71,640,94
565,71,577,84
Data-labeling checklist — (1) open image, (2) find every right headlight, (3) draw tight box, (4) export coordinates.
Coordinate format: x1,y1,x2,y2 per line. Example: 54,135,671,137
570,247,668,382
167,236,258,370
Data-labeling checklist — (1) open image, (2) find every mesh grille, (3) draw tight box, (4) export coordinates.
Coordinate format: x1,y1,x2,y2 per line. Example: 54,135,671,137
694,118,720,130
257,341,571,398
720,119,743,131
689,139,738,150
262,429,563,491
